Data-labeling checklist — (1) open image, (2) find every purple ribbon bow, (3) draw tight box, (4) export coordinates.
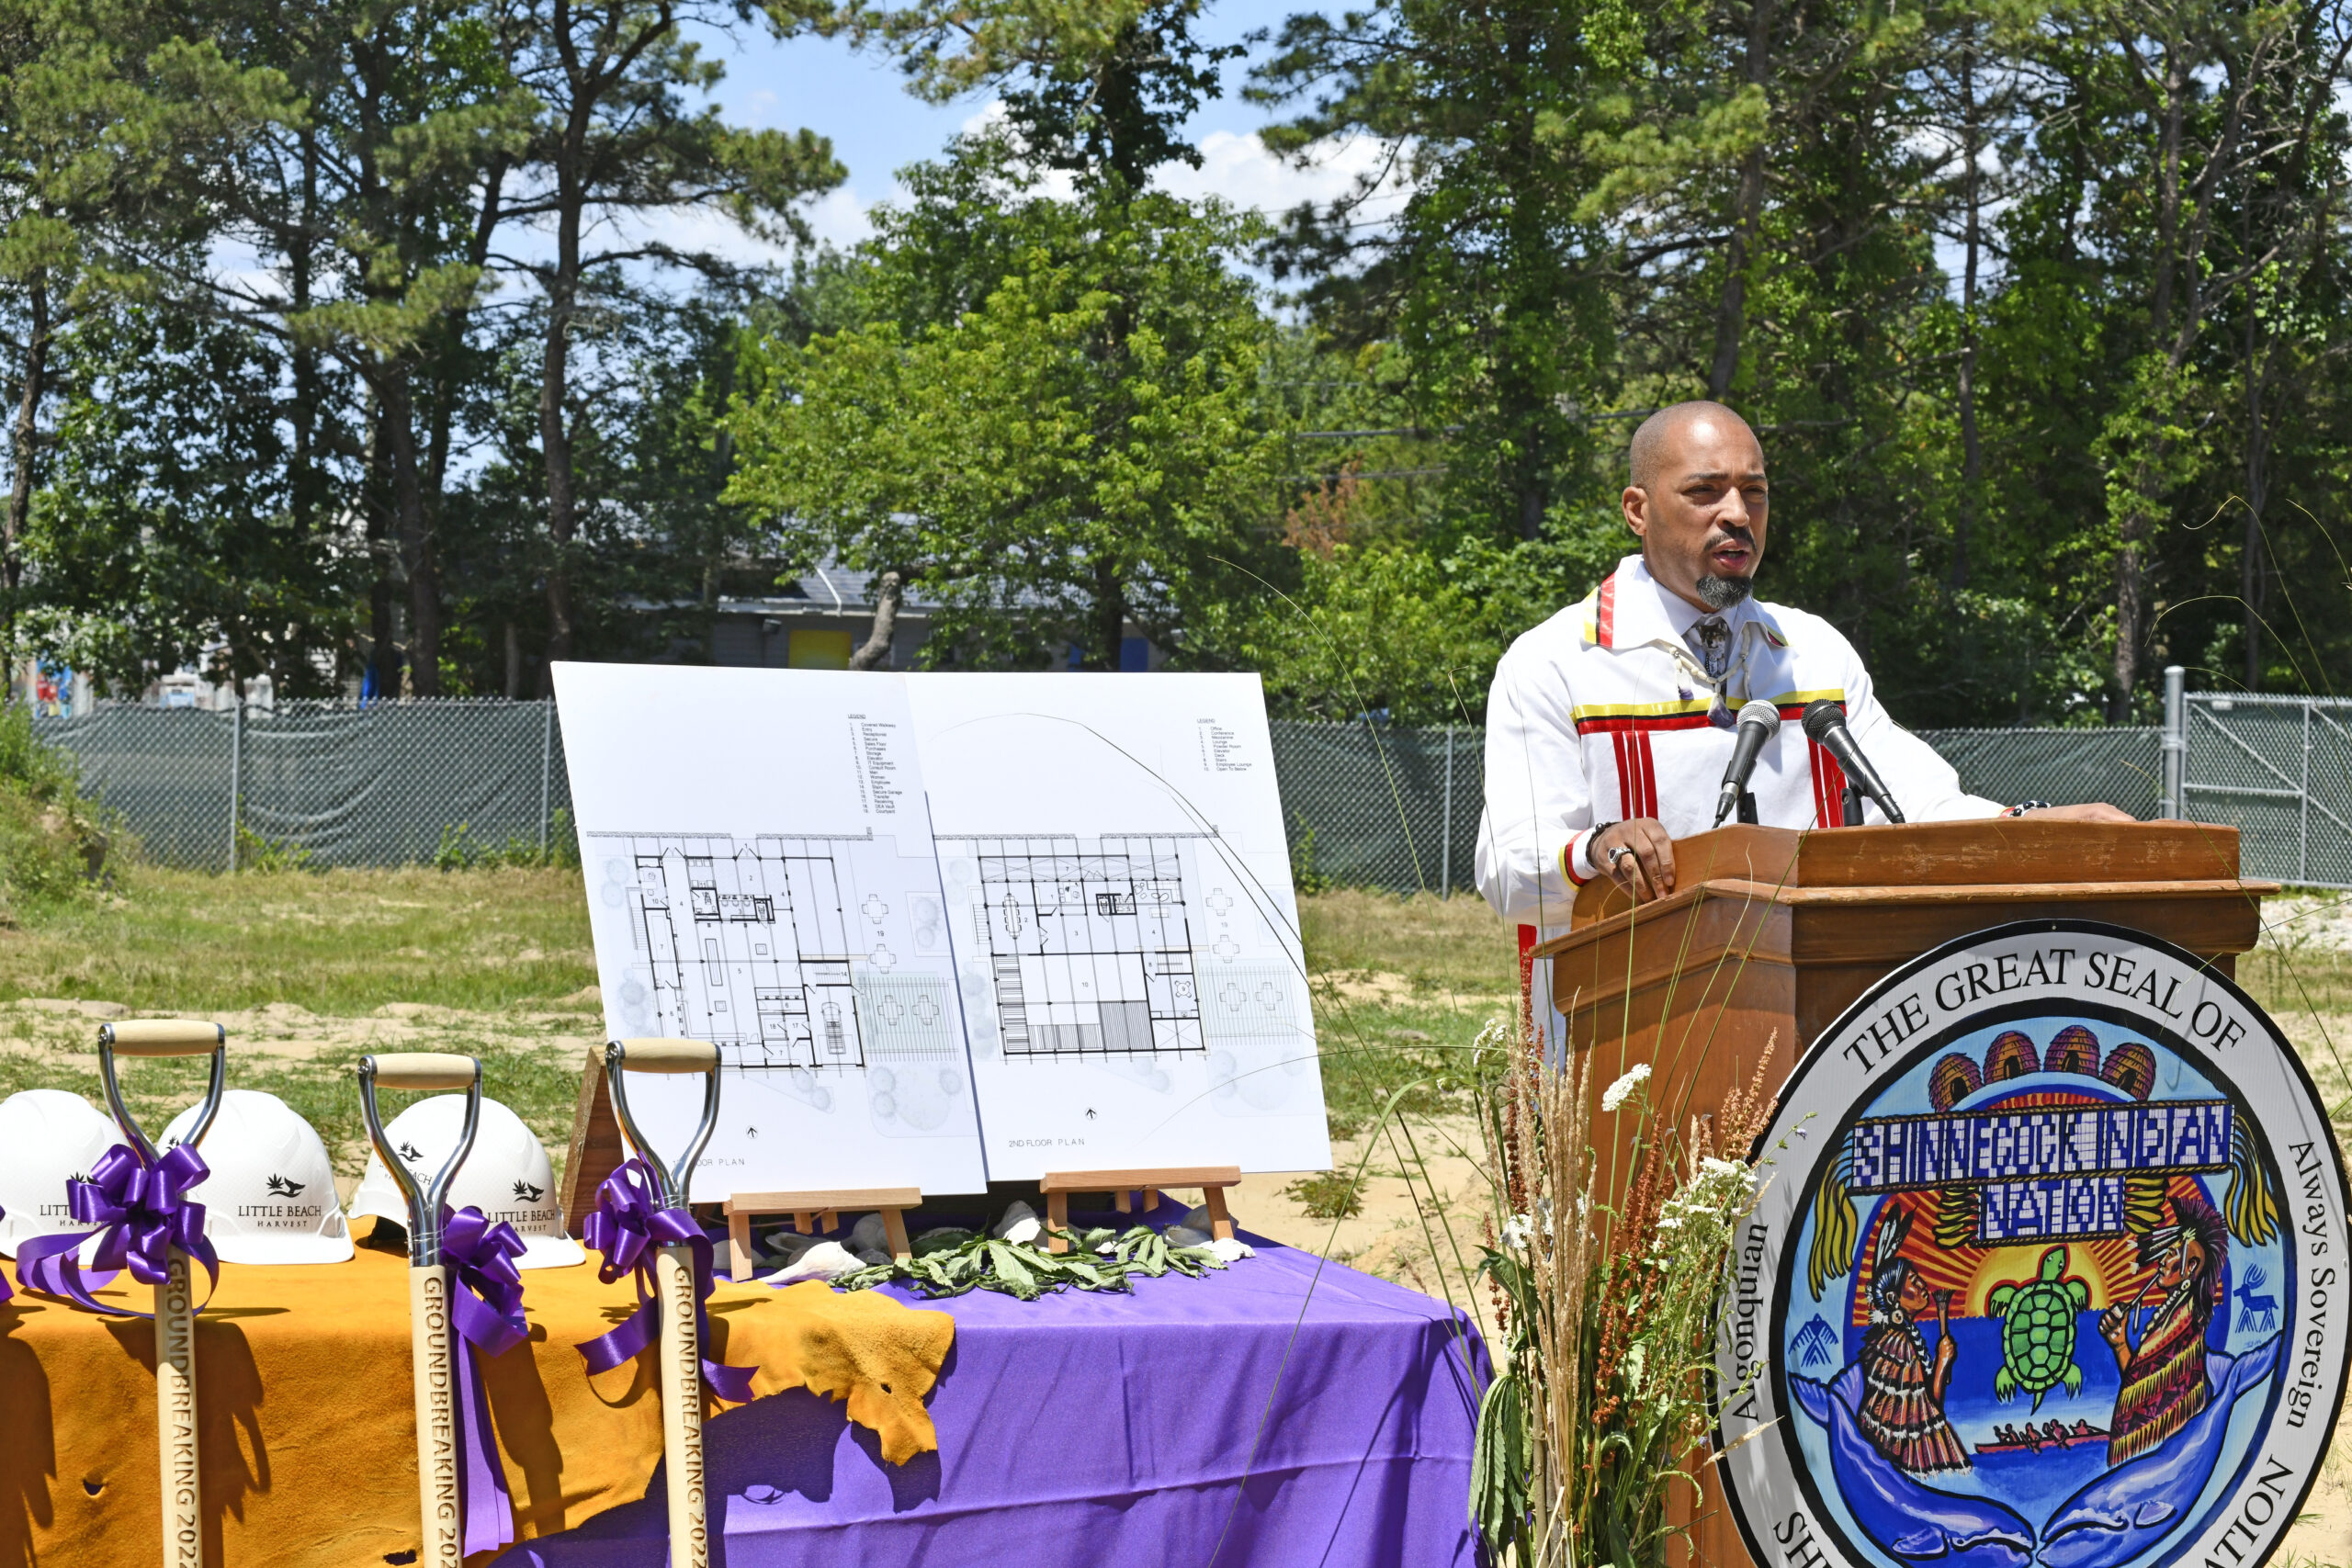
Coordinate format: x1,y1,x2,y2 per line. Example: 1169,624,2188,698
0,1203,12,1305
440,1204,531,1558
575,1158,755,1404
16,1143,219,1315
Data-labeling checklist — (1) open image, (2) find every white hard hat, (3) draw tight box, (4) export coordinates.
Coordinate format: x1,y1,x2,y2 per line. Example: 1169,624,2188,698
160,1089,353,1265
349,1095,585,1269
0,1089,123,1258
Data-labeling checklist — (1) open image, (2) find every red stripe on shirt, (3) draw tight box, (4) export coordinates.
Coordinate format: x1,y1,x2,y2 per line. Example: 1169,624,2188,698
1635,730,1660,817
1811,739,1849,827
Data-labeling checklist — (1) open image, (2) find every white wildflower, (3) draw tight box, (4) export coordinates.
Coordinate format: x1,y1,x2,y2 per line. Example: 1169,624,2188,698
1500,1199,1555,1250
1600,1063,1651,1113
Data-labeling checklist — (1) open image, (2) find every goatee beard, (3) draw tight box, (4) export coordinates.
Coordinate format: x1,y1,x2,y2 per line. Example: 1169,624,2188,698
1697,573,1754,611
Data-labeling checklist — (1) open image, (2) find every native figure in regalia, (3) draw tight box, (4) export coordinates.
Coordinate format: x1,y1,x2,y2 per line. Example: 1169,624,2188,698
1856,1208,1970,1475
2099,1192,2226,1466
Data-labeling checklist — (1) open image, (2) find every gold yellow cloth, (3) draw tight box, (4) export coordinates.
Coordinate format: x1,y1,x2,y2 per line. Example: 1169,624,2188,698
0,1239,954,1565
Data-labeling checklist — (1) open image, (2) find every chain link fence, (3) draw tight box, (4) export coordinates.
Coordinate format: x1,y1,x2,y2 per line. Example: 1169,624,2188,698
18,697,2238,891
2178,692,2352,886
35,700,574,871
1266,719,2165,895
1268,722,1483,897
1918,727,2163,822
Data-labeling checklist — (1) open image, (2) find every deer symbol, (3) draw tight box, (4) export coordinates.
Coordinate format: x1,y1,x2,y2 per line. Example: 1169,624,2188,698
2234,1264,2278,1333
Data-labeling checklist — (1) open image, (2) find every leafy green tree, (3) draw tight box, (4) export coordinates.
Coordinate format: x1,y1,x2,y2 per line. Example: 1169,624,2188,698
727,144,1285,669
447,280,780,693
30,303,353,692
823,0,1238,191
1253,0,1618,545
0,0,291,660
181,0,534,694
500,0,842,667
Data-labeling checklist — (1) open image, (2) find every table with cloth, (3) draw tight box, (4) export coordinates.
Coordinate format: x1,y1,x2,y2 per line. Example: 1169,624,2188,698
0,1213,1486,1567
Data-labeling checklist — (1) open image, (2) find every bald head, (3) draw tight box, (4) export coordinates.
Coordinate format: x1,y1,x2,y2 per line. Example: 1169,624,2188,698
1628,400,1759,491
1620,400,1770,614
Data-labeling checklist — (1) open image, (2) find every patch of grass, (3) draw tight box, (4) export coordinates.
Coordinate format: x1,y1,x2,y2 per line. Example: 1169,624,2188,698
1314,1004,1491,1139
0,1025,586,1184
0,705,124,911
1284,1170,1365,1219
2243,942,2352,1019
1299,888,1514,996
0,864,594,1013
0,863,600,1180
1296,889,1513,1145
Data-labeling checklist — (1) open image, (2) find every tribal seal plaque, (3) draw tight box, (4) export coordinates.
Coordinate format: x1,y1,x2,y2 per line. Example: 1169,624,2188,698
1716,920,2349,1568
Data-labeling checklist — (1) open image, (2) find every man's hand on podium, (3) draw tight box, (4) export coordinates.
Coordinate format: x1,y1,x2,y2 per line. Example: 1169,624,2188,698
1593,818,1678,903
2016,803,2136,823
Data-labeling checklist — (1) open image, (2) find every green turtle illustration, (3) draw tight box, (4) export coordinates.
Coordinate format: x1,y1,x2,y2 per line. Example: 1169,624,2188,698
1987,1246,2091,1409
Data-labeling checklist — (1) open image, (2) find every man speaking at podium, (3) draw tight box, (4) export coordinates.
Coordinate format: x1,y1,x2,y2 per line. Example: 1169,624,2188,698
1475,400,2129,1034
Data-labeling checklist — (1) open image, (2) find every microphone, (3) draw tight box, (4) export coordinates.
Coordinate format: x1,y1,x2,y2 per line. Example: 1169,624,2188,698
1802,700,1906,824
1713,699,1785,827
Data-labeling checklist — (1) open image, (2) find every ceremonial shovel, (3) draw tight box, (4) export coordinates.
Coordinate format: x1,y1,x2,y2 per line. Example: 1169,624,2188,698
605,1037,722,1568
357,1052,483,1568
99,1019,226,1568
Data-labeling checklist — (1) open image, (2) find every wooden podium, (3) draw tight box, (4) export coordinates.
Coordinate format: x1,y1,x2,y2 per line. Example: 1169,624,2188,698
1532,819,2274,1568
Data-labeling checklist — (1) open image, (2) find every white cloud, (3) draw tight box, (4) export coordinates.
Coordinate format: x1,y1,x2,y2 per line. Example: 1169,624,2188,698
523,108,1419,278
1158,129,1409,223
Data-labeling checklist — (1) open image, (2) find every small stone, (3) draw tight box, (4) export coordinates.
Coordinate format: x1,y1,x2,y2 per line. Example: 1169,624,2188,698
912,1226,975,1257
991,1201,1040,1240
1163,1224,1212,1248
762,1229,820,1266
1181,1203,1237,1235
1209,1236,1254,1263
762,1240,860,1284
854,1246,893,1268
848,1213,890,1253
1394,1029,1430,1043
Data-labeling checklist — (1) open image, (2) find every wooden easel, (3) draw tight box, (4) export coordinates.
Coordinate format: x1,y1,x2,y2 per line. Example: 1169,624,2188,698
560,1045,625,1226
722,1189,918,1281
560,1047,922,1281
1039,1166,1241,1253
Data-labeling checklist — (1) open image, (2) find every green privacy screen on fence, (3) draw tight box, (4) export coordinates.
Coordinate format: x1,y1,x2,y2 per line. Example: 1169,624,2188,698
32,701,2170,894
34,701,575,871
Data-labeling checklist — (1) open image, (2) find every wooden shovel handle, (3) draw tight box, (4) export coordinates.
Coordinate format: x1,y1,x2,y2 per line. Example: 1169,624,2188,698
107,1021,224,1057
410,1266,464,1568
368,1054,478,1092
654,1242,709,1567
155,1248,201,1568
613,1039,720,1075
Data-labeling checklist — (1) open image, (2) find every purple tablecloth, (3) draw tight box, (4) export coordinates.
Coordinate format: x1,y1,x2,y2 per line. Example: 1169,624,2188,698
492,1219,1488,1568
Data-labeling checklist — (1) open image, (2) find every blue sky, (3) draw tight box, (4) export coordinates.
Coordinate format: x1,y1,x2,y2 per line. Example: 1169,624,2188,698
668,6,1396,258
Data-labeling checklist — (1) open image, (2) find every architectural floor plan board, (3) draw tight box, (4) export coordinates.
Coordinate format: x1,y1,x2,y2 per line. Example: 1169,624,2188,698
908,673,1329,1179
552,662,988,1199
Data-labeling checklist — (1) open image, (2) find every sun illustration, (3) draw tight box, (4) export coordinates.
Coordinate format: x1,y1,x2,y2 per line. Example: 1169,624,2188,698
1962,1240,2138,1317
1848,1191,2184,1323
